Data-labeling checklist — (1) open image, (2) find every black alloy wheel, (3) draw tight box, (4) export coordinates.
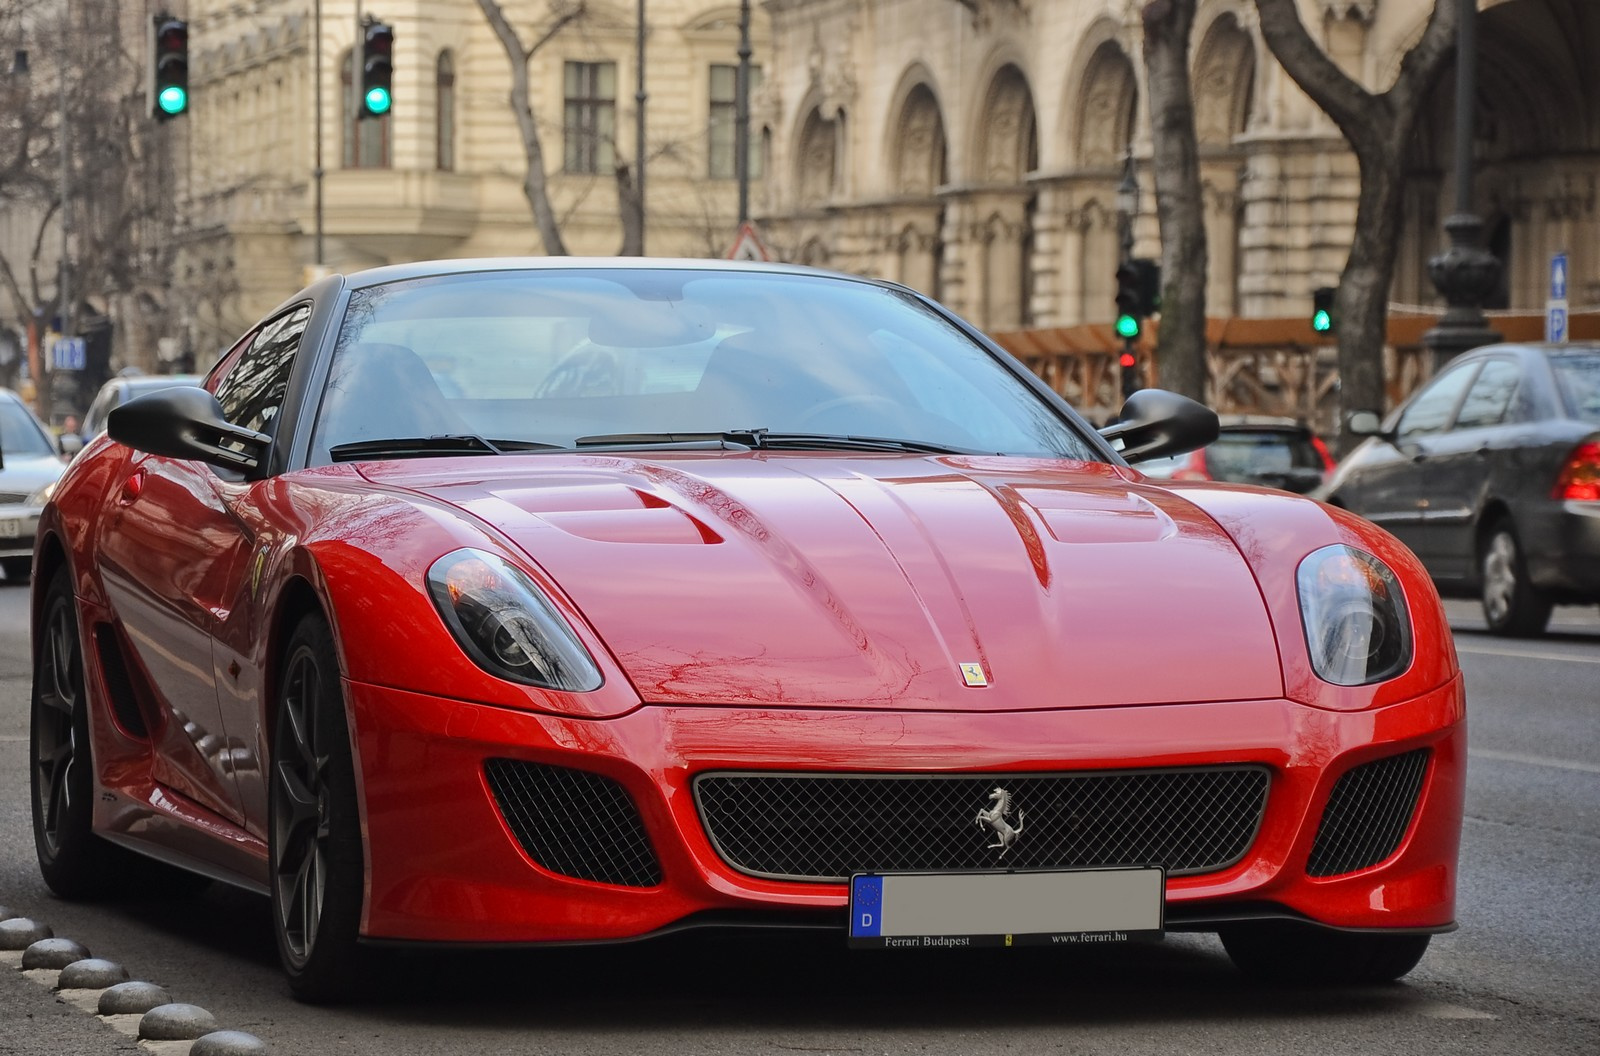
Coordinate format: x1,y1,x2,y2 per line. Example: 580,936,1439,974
269,613,368,1002
1480,518,1553,637
1219,922,1432,984
31,566,117,897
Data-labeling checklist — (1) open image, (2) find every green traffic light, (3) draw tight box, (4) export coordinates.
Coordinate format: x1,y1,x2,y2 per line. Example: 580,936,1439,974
157,85,187,116
1115,314,1141,340
365,86,392,115
1312,309,1332,333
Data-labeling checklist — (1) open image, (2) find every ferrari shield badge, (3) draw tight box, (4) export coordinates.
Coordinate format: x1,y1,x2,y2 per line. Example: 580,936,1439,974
976,787,1023,857
959,662,987,687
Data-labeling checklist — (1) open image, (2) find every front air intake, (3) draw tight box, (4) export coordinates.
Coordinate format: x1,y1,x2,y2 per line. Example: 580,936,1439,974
485,759,662,887
1307,748,1430,877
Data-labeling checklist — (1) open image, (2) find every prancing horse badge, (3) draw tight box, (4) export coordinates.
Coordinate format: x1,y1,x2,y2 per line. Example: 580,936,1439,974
959,662,988,687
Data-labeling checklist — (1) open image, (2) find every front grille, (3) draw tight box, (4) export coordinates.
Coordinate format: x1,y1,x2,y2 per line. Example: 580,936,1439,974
695,767,1270,882
0,492,28,505
1307,749,1430,877
485,759,662,887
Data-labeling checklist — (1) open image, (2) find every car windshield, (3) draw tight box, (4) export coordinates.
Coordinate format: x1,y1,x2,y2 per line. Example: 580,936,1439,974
1205,429,1323,481
310,268,1102,463
0,399,55,458
1551,352,1600,424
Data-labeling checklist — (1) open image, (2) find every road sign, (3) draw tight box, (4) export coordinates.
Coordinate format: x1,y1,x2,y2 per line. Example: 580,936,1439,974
726,222,773,262
1547,305,1568,344
1547,252,1571,343
51,336,86,371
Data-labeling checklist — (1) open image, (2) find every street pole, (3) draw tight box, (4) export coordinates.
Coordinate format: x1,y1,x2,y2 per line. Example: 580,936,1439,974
1424,0,1501,367
635,0,646,255
314,0,324,265
1116,153,1139,399
735,0,750,226
53,0,72,423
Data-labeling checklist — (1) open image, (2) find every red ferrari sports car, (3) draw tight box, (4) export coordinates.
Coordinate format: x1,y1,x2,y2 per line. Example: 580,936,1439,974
32,259,1464,1001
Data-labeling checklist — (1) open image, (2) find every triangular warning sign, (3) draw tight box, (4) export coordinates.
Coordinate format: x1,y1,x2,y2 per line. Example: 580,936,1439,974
726,222,773,261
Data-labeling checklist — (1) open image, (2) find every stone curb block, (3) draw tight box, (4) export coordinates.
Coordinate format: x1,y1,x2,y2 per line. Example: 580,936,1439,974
57,957,130,990
99,979,173,1016
139,1002,220,1041
0,917,51,950
23,936,90,969
191,1029,270,1055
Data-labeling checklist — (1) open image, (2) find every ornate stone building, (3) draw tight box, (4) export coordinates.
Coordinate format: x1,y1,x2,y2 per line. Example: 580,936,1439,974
752,0,1600,334
178,0,772,351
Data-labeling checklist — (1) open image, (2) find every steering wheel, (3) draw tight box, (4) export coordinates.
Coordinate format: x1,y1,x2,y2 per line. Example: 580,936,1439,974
535,347,622,398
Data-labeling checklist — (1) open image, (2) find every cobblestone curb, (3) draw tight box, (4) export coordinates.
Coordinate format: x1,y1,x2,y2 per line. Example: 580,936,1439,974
0,902,270,1054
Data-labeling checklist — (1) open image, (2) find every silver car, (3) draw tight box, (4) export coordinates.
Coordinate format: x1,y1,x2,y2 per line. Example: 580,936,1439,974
0,388,69,581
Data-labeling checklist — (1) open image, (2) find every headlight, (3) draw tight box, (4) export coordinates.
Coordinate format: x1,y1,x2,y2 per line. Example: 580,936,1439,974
426,549,602,692
25,482,57,507
1296,544,1412,686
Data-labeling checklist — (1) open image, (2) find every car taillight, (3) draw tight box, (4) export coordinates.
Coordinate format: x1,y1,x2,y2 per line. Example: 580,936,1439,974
1172,448,1210,481
1552,440,1600,501
1311,435,1336,473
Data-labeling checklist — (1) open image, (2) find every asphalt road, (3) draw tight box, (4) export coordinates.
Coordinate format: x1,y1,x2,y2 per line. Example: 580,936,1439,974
0,582,1596,1055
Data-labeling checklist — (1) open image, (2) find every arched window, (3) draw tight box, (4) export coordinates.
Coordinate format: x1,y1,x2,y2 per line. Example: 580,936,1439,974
341,49,390,169
436,50,455,171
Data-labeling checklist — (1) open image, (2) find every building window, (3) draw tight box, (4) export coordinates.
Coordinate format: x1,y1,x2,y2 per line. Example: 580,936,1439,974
436,50,455,171
563,61,616,175
708,64,763,180
341,50,390,169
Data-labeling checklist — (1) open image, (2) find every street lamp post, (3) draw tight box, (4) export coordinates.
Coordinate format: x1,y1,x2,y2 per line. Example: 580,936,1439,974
1424,0,1501,367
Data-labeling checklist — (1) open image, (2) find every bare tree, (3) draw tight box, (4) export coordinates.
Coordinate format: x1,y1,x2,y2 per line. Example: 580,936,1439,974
475,0,588,256
1252,0,1456,448
1140,0,1207,402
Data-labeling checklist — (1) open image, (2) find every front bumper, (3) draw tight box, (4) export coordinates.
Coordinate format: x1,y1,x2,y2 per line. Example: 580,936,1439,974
0,506,41,560
347,677,1466,944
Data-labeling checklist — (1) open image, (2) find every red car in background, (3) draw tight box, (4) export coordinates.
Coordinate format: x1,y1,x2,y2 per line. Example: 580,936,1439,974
32,259,1464,1001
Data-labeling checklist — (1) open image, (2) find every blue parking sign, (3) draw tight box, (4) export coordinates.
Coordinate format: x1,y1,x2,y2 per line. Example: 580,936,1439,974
1551,253,1568,302
1547,306,1567,343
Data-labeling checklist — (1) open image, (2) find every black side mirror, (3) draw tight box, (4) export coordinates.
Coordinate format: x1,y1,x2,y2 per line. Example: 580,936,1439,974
1099,389,1220,464
107,386,270,473
1347,410,1386,437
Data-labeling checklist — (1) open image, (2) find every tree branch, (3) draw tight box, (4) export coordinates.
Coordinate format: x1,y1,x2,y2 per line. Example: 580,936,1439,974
1252,0,1387,146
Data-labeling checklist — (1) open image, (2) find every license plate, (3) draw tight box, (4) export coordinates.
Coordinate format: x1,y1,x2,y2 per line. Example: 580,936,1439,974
0,519,20,539
848,867,1164,949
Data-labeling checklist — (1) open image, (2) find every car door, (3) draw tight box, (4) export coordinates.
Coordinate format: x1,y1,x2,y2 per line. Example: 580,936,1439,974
1347,361,1480,564
1412,357,1522,584
95,308,310,826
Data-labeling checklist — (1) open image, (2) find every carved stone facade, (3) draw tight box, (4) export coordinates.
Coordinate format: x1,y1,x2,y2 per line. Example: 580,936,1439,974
757,0,1600,334
175,0,774,350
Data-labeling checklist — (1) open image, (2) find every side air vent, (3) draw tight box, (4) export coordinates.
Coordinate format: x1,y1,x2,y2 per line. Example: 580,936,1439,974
1307,748,1430,877
92,625,148,739
485,759,662,887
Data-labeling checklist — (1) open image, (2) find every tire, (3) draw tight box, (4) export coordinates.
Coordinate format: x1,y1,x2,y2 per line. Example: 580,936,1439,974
3,556,33,582
1480,519,1552,637
1220,923,1431,985
31,566,120,897
269,613,369,1003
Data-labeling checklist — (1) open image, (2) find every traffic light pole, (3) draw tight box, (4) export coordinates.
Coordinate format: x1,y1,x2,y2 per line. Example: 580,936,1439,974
314,0,324,265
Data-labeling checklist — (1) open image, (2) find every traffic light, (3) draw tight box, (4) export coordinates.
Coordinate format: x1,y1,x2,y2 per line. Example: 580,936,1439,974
1133,258,1161,316
1115,262,1142,339
151,15,188,120
361,21,394,118
1119,348,1140,398
1312,286,1336,334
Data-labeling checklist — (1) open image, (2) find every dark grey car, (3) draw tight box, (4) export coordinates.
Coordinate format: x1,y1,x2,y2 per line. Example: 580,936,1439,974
1324,342,1600,636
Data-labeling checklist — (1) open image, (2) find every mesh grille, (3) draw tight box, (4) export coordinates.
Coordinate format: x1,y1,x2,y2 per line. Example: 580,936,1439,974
695,767,1269,882
1307,749,1430,877
0,492,29,505
485,759,662,887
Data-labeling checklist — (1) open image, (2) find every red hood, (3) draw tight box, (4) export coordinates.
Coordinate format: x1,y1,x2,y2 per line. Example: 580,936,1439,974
361,454,1283,710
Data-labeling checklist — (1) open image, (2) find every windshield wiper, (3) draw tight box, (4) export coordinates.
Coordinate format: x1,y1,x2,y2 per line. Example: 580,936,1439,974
328,435,563,462
576,429,978,455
